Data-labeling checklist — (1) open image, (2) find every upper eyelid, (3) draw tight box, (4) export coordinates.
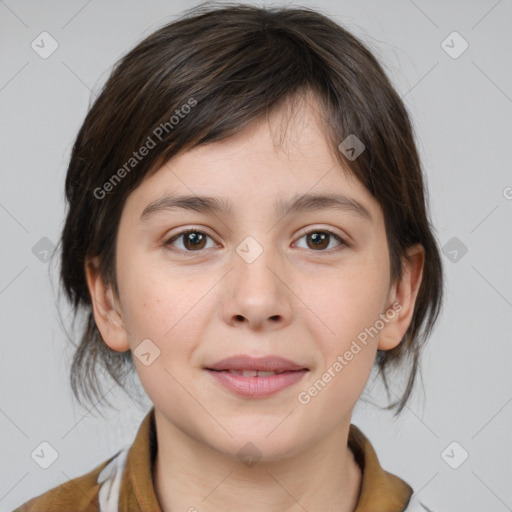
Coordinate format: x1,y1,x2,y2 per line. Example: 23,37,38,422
295,225,345,239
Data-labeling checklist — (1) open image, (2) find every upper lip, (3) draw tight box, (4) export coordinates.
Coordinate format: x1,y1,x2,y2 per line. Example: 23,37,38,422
205,355,308,372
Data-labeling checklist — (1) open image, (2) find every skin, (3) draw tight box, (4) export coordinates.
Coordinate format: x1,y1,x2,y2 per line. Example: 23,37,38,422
86,92,424,512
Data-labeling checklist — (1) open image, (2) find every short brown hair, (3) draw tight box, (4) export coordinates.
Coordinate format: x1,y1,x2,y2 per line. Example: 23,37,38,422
58,2,444,415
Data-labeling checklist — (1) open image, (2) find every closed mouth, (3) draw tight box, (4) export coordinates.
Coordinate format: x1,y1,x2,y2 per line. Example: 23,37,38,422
207,369,306,377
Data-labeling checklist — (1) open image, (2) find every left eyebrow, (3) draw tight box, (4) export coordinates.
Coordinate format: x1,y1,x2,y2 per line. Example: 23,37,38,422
140,192,373,223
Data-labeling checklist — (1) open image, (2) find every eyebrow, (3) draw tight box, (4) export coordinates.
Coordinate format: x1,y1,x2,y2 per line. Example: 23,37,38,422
140,192,373,223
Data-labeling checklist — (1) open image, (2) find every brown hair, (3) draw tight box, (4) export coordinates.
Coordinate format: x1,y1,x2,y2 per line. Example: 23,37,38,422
58,2,444,415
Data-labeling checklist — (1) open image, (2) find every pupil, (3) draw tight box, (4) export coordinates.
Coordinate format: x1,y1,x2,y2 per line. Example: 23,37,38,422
188,232,203,247
310,232,327,249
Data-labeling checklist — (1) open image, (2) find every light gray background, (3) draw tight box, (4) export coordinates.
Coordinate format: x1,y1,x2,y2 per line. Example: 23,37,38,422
1,0,511,510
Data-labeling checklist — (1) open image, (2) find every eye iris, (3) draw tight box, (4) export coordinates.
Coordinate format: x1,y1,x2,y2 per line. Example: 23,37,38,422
184,232,206,250
307,232,328,250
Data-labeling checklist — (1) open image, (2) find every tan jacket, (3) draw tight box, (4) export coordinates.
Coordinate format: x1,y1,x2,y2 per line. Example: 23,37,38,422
13,407,418,512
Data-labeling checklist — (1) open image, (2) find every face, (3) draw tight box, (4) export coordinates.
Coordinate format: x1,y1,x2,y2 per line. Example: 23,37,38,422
87,94,422,462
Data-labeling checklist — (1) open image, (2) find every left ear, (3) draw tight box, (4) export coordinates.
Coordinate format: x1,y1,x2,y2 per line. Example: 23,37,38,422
378,244,425,351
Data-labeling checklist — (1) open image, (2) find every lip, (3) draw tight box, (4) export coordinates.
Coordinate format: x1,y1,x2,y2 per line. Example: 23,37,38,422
205,355,308,372
204,355,309,398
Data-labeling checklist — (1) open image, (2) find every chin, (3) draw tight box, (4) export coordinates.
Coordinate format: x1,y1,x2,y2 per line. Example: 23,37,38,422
211,427,307,463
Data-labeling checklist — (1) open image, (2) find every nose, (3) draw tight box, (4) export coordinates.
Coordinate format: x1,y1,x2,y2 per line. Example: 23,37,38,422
220,241,294,331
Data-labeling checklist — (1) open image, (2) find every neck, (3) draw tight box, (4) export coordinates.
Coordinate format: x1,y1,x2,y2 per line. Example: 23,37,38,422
153,414,362,512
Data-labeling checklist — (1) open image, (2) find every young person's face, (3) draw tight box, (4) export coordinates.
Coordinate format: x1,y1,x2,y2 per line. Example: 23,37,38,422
87,94,423,461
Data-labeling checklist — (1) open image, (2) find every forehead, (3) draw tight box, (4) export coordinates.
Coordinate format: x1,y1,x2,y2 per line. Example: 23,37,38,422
122,95,381,224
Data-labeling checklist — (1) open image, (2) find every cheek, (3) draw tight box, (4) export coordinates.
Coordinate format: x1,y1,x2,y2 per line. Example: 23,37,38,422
298,280,382,417
308,259,389,347
300,348,376,423
117,259,210,361
299,258,387,403
117,272,204,403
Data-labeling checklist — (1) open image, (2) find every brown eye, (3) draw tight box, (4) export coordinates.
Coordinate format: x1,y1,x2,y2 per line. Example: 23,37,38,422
295,230,347,252
165,230,214,253
164,227,347,257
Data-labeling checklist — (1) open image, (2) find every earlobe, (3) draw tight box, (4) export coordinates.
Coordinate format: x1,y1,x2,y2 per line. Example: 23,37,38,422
84,257,131,352
378,244,425,351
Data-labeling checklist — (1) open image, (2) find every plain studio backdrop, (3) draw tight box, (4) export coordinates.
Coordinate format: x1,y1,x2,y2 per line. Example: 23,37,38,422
0,1,511,510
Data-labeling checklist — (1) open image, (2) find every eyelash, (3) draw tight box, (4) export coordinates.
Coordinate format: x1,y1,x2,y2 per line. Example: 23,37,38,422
163,227,349,257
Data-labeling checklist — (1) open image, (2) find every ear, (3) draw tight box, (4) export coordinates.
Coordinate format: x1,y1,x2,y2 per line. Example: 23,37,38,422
84,256,130,352
378,244,425,351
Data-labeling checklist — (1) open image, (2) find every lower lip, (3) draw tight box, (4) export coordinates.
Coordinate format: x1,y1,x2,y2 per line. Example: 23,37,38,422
205,370,308,398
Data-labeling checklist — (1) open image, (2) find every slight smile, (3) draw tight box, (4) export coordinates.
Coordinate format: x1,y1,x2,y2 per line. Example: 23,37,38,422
204,355,310,398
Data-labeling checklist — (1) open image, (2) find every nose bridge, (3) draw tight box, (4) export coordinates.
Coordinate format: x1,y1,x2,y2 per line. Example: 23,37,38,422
234,233,281,293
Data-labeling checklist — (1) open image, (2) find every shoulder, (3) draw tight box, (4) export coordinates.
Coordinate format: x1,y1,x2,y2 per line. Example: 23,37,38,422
11,450,124,512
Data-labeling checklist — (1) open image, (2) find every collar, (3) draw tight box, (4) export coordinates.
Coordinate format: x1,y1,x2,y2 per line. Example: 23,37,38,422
348,424,413,511
120,407,412,511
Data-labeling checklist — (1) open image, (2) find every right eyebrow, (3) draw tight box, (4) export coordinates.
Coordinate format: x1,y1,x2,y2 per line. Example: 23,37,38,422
140,194,234,221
